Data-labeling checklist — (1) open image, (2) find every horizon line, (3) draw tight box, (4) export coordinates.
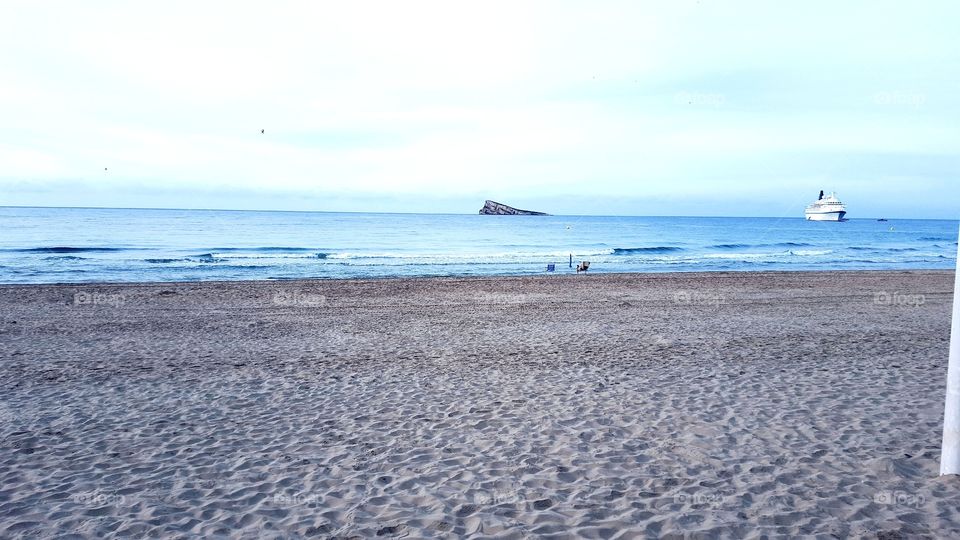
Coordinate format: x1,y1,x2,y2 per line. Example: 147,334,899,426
0,205,954,222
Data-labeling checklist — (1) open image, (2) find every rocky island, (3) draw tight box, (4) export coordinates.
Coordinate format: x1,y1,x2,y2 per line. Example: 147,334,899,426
479,200,549,215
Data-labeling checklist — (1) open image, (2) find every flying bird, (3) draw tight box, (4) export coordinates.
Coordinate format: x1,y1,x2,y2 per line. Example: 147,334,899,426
261,129,264,134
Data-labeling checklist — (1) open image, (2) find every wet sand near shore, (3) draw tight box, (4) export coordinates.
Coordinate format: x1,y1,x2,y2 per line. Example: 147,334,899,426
1,270,958,538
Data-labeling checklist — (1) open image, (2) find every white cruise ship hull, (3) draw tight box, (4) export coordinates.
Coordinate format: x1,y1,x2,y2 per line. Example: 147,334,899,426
805,210,846,221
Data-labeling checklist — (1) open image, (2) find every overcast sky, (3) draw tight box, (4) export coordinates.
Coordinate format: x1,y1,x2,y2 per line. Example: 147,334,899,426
1,1,957,218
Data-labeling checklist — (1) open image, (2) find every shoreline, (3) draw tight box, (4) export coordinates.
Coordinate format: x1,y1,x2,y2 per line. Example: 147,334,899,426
0,267,953,290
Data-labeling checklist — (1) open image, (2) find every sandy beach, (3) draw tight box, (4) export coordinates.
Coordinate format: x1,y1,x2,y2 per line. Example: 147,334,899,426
1,270,958,538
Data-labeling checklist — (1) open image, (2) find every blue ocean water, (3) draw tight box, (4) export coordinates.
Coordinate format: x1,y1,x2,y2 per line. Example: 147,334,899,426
0,207,955,284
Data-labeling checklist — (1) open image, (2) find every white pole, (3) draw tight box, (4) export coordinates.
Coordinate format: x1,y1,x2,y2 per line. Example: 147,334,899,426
940,223,960,475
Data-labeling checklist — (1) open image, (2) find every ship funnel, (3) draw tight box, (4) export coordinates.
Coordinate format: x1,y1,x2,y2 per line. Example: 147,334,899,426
819,190,824,200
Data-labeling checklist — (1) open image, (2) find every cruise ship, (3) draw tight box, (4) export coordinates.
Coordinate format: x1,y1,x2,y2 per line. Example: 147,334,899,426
805,190,847,221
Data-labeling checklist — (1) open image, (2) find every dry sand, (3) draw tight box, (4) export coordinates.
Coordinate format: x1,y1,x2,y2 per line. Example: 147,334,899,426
0,270,958,538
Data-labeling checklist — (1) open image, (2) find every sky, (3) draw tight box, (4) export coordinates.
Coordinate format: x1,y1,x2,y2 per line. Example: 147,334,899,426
1,1,957,218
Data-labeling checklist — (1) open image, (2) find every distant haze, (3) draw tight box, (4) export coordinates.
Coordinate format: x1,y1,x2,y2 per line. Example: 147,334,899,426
1,1,957,218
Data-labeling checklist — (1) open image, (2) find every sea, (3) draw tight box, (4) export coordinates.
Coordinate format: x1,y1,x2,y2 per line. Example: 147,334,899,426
0,207,956,284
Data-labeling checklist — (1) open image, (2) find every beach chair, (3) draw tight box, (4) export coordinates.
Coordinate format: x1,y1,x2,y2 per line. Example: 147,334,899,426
546,264,555,272
576,261,590,273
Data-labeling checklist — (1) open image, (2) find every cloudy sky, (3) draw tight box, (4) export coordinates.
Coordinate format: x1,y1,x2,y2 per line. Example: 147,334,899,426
1,1,957,218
